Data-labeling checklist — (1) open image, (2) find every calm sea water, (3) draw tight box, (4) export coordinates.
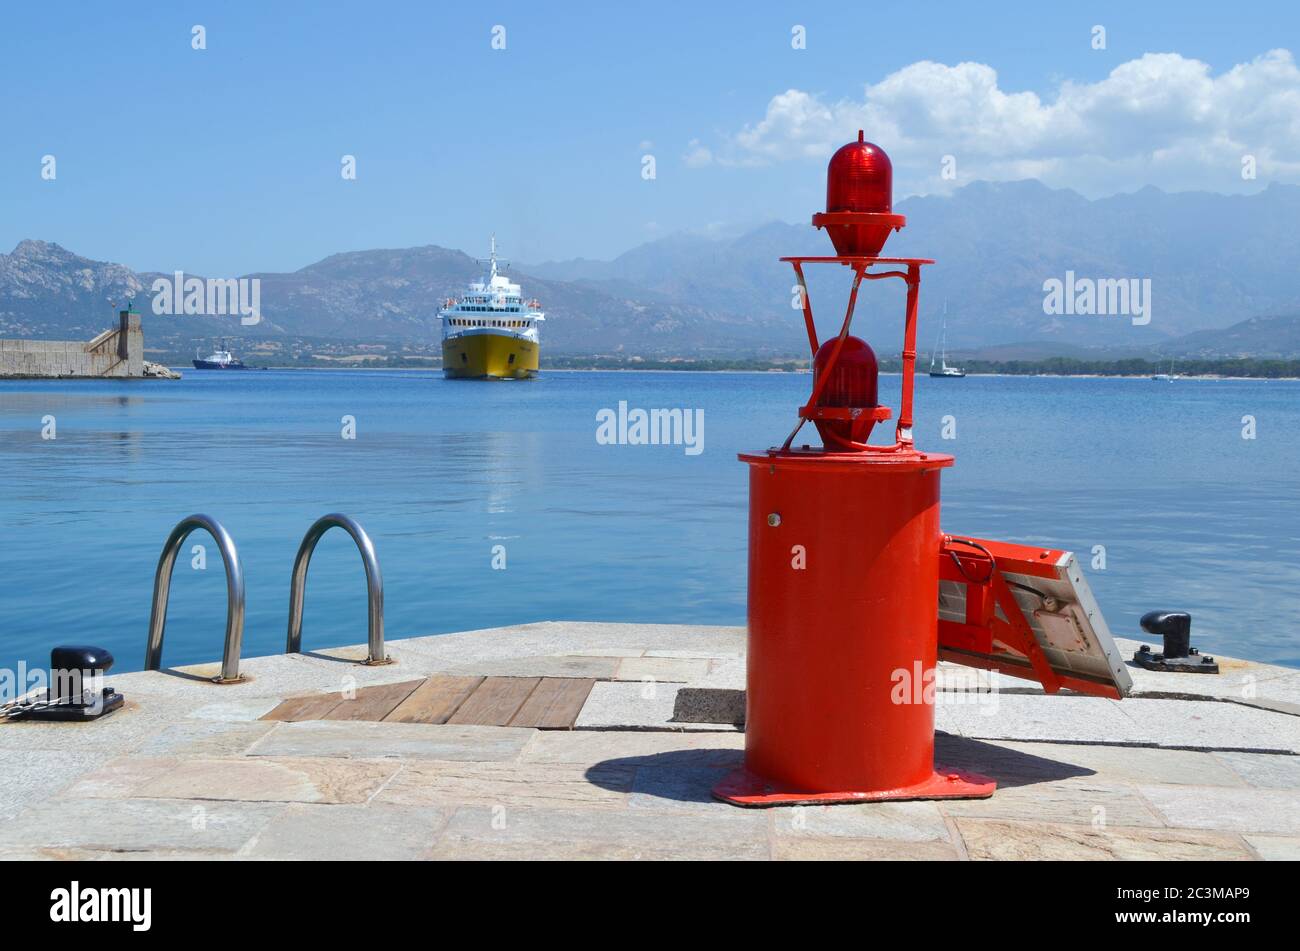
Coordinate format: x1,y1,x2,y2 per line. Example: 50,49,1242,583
1,369,1297,673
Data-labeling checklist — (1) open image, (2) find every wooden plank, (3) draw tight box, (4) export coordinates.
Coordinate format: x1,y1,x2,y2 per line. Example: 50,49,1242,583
261,693,344,722
322,680,424,722
446,677,540,727
383,675,484,724
508,678,595,729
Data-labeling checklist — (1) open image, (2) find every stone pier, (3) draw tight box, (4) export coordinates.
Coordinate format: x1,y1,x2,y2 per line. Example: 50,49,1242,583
0,310,177,379
0,621,1296,861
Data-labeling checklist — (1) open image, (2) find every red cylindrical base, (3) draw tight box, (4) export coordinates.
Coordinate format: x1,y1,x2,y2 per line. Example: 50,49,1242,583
737,449,955,796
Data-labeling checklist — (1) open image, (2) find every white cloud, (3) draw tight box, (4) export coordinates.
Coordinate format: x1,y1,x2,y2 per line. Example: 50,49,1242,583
709,50,1300,195
682,139,713,167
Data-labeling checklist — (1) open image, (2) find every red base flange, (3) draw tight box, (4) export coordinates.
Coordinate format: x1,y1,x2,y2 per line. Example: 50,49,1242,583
711,766,996,808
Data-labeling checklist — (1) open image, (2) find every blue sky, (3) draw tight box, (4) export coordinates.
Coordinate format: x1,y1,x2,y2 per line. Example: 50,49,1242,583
2,1,1296,275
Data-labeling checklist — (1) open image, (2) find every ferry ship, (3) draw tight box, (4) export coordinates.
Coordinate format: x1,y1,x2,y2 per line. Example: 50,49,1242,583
439,238,544,379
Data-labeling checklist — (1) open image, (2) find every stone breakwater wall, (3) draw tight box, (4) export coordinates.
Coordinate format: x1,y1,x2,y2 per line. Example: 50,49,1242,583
0,311,176,379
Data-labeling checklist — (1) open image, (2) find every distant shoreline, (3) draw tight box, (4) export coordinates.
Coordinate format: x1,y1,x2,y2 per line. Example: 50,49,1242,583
135,345,1300,379
150,364,1300,382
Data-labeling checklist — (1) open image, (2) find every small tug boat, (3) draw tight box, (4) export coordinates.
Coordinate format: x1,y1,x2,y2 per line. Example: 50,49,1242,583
192,340,247,370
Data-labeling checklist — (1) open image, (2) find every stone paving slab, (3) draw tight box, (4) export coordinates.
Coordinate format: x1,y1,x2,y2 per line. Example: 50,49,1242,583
391,621,746,668
247,720,534,761
567,648,645,658
442,655,621,680
940,778,1165,828
0,750,113,820
136,757,401,804
60,757,180,800
0,697,198,754
426,804,770,860
1113,697,1300,753
938,694,1299,753
690,655,746,688
1138,785,1300,835
519,728,744,766
772,837,962,860
62,754,402,804
574,681,740,731
134,720,277,758
1212,750,1300,789
241,802,452,860
954,818,1255,861
645,649,742,660
0,797,286,854
148,654,348,699
185,698,284,722
933,736,1245,788
937,695,1142,744
1243,834,1300,861
627,765,732,813
771,801,953,842
376,761,636,811
615,656,713,683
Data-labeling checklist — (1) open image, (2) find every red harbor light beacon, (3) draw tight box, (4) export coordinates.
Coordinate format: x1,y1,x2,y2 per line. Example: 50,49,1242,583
714,132,1132,807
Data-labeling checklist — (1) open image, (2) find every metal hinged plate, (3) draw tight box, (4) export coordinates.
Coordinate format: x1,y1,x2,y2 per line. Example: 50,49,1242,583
938,536,1133,699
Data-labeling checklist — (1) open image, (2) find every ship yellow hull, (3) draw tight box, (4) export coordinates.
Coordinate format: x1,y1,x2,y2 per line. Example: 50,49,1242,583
442,332,539,380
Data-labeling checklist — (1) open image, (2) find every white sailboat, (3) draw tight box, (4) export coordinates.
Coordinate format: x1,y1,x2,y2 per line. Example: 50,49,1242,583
928,300,965,378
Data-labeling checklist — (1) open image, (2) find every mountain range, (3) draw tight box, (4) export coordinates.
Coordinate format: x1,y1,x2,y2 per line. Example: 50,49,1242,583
3,179,1299,358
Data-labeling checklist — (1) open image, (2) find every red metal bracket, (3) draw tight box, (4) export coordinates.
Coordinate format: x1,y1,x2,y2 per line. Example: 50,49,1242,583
990,570,1062,693
780,255,933,453
938,537,1063,694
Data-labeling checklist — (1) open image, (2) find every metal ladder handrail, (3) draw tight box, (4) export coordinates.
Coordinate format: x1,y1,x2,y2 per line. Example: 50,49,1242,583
285,514,389,665
145,514,246,683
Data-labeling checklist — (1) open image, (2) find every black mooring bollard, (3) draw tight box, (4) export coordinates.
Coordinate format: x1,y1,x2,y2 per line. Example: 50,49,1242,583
1132,611,1219,674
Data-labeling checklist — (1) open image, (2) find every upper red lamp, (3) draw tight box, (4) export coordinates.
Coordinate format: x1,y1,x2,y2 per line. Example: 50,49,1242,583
812,131,905,256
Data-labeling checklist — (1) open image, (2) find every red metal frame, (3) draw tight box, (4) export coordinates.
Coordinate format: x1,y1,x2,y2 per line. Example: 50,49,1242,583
937,535,1124,699
782,255,934,453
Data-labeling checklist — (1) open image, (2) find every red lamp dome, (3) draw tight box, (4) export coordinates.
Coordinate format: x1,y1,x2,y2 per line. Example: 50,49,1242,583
827,132,893,215
813,131,905,257
811,335,881,447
